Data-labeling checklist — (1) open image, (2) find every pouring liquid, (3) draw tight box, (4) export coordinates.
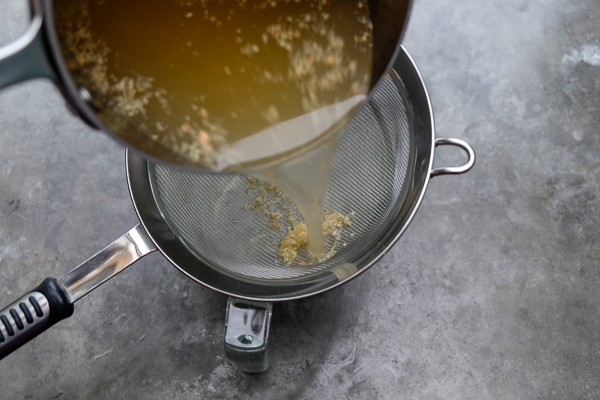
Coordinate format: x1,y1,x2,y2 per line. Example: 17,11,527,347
53,0,373,260
253,127,340,256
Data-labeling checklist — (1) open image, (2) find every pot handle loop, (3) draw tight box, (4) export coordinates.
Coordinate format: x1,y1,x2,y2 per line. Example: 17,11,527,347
224,298,272,373
0,7,56,90
431,138,476,177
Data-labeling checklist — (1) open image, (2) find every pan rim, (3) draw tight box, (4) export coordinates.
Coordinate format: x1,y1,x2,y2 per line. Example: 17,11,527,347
125,45,436,302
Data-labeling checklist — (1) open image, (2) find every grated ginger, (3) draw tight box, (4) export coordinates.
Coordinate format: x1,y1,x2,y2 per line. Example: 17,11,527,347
277,222,308,263
243,177,355,265
277,208,350,264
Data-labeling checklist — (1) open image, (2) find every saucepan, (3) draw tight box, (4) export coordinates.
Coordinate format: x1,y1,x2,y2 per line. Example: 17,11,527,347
0,0,413,169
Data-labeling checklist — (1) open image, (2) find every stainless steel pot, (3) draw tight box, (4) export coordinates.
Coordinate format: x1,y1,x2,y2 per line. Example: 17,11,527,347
0,0,413,169
0,46,474,371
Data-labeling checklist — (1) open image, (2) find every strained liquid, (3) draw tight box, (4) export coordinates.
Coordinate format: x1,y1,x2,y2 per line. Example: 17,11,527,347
53,0,373,261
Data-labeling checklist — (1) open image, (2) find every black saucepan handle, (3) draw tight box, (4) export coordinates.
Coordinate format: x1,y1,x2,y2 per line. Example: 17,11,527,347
0,278,73,360
0,226,156,360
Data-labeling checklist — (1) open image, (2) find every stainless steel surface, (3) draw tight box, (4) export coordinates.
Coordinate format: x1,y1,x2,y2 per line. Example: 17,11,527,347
431,138,476,177
126,46,473,301
58,225,156,303
366,0,413,90
0,0,413,170
0,292,49,353
0,0,54,90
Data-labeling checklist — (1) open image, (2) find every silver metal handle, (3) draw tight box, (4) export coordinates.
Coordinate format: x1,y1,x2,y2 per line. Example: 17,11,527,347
224,298,272,373
0,226,156,359
0,3,56,90
431,138,476,177
59,225,156,303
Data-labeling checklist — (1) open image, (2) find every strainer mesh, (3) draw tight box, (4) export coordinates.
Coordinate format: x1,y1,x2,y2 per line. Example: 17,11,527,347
153,74,411,280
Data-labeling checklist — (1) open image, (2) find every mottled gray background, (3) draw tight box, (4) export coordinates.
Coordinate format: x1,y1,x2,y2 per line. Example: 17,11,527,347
1,0,599,398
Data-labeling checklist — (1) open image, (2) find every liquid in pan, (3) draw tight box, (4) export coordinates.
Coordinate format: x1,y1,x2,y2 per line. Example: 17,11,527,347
52,0,373,169
52,0,374,261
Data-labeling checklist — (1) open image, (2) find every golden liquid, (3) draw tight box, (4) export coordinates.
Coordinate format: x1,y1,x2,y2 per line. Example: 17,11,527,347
53,0,373,259
253,129,340,256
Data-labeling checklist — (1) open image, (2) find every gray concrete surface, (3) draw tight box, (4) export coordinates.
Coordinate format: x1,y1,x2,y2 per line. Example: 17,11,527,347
1,0,599,398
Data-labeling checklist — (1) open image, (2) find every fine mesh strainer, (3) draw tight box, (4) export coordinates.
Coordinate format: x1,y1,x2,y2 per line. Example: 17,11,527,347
151,70,410,281
0,46,474,370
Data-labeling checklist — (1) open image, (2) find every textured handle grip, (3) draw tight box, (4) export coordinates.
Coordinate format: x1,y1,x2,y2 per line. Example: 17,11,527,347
0,278,74,360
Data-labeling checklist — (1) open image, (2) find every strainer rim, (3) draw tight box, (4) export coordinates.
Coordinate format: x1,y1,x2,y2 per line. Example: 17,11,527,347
125,45,436,302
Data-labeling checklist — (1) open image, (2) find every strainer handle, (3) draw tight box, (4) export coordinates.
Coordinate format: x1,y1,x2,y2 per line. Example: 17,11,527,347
431,138,476,177
0,226,156,360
